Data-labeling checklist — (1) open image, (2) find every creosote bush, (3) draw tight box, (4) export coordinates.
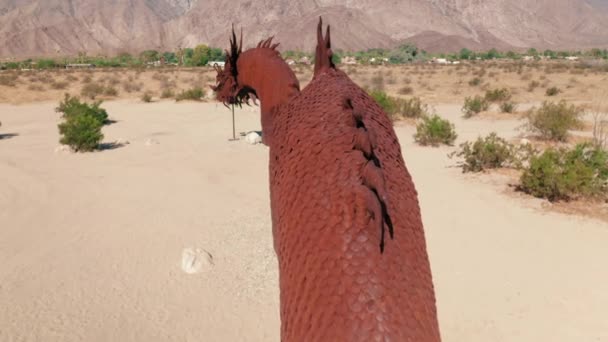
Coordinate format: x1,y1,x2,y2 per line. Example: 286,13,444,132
369,90,429,120
484,88,511,102
414,114,457,147
525,101,584,141
449,132,534,172
462,95,490,118
519,143,608,201
500,101,517,113
141,92,153,103
56,94,108,152
545,86,561,96
175,87,205,101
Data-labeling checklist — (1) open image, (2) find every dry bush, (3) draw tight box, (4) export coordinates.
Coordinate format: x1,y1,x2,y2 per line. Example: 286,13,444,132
66,75,79,82
525,101,584,141
51,81,69,90
527,81,540,92
28,84,44,91
398,86,414,95
123,81,142,93
370,73,385,91
81,83,105,99
0,73,19,87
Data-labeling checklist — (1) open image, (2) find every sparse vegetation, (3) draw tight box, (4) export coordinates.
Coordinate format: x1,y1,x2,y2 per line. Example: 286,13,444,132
484,88,511,102
545,86,561,96
449,133,532,172
141,92,153,103
525,101,584,141
160,88,175,99
175,87,205,101
468,77,482,86
500,101,517,113
81,83,105,99
519,143,608,201
414,114,457,147
462,96,490,118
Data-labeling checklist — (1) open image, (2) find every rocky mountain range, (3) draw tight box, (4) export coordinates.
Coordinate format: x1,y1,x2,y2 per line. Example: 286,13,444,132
1,0,608,58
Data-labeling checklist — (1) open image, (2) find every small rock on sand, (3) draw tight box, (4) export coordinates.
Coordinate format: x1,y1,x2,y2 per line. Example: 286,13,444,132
181,248,214,274
245,132,262,145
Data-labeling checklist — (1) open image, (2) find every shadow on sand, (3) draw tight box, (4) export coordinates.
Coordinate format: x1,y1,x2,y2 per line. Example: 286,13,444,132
0,133,19,140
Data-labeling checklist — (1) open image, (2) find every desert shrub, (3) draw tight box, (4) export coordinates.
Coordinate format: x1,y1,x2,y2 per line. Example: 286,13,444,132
56,94,109,124
370,90,397,116
56,95,108,152
81,83,105,99
175,87,205,101
519,144,608,201
449,133,518,172
396,97,429,119
28,84,44,91
82,75,92,83
468,77,482,86
462,96,490,118
484,88,511,102
500,101,517,113
414,114,457,147
371,73,385,90
160,89,175,99
527,80,540,92
51,81,69,90
122,81,142,93
398,86,413,95
58,114,104,152
545,86,561,96
104,86,118,97
591,111,608,149
525,101,584,141
141,92,153,103
0,74,18,87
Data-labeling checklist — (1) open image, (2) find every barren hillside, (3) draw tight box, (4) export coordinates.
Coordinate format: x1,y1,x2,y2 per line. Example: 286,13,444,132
1,0,607,58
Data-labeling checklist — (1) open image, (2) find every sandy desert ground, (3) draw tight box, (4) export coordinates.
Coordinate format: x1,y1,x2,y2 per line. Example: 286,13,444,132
1,97,607,341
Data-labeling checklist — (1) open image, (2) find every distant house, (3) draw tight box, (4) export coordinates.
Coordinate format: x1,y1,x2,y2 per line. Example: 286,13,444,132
432,58,449,64
522,55,534,61
207,61,226,67
565,56,579,61
285,58,296,66
65,63,95,69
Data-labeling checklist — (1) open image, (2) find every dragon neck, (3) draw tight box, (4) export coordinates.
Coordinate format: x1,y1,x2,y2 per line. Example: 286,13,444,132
236,48,300,145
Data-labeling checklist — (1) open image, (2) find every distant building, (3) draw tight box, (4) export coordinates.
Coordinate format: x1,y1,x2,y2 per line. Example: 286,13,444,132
65,63,95,69
285,58,296,66
207,61,226,67
565,56,579,61
522,55,534,61
432,58,449,64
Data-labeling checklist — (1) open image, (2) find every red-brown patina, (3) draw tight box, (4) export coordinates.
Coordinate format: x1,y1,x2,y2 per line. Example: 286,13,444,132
212,18,441,342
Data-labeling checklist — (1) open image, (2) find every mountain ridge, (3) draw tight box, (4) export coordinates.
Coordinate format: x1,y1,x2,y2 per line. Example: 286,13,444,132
1,0,607,58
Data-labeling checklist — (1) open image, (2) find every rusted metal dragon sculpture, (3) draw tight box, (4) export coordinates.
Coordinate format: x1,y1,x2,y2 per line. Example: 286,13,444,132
212,17,441,342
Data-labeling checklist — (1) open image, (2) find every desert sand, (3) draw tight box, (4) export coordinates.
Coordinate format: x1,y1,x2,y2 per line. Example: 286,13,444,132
1,100,607,341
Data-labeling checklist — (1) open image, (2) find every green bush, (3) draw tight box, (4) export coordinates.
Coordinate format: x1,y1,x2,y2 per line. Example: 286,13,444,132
519,144,608,201
484,88,511,102
141,92,153,103
56,94,109,124
160,89,174,99
450,133,514,172
370,90,396,115
468,77,482,86
56,94,107,152
175,87,205,101
395,97,429,119
500,101,517,113
545,86,561,96
525,101,584,141
414,114,457,147
462,95,490,118
58,114,104,152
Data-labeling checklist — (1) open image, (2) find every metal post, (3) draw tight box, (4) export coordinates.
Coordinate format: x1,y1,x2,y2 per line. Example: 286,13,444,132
229,104,238,141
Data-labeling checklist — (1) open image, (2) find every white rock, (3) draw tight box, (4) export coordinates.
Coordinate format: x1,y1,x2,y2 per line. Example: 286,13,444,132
520,138,531,146
115,138,130,145
54,145,72,153
181,248,214,274
245,132,262,145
